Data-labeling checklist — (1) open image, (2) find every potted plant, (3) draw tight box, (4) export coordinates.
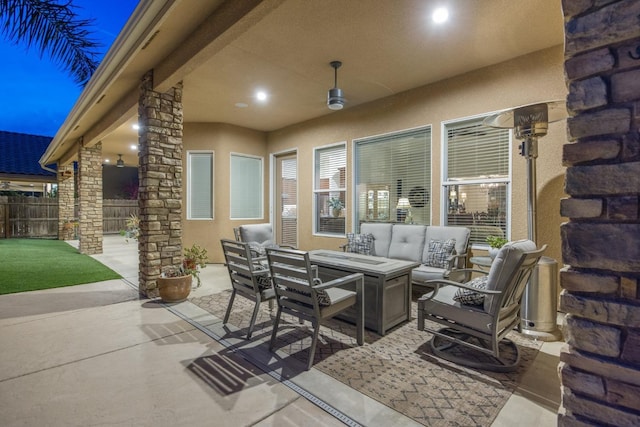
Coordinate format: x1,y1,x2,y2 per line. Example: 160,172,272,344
157,243,208,302
328,197,344,217
486,235,508,259
119,213,140,242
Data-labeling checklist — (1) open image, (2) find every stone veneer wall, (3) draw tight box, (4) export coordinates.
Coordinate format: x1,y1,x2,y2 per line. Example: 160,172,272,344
77,141,103,254
137,70,184,297
559,0,640,425
57,163,75,240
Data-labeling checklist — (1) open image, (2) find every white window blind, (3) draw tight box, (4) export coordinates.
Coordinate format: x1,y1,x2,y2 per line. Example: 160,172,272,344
230,154,263,219
446,121,509,180
188,151,213,220
443,117,511,244
279,157,297,246
354,127,431,230
313,143,346,235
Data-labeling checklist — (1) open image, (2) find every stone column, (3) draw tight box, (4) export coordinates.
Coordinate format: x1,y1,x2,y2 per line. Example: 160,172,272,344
138,70,184,298
77,141,103,254
559,1,640,425
57,163,76,240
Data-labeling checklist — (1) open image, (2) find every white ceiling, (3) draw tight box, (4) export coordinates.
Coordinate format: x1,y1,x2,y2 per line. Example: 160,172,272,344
87,0,565,167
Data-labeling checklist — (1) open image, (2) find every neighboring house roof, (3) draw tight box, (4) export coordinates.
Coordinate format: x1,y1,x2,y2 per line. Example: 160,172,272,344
0,130,56,181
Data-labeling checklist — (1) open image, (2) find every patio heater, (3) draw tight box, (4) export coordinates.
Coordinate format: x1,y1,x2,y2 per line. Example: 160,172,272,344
484,100,565,341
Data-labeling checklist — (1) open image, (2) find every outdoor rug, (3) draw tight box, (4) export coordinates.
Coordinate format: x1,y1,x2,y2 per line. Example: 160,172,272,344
190,290,542,426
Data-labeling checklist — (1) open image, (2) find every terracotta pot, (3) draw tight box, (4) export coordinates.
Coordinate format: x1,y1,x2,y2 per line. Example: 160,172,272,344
157,275,192,303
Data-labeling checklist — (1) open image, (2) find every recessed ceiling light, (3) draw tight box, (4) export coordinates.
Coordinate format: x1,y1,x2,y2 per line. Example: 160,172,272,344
432,7,449,23
255,91,268,102
132,124,140,130
130,144,137,150
105,159,110,163
235,102,249,108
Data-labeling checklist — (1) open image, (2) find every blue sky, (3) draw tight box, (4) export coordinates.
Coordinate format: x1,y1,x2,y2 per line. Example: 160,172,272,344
0,0,139,137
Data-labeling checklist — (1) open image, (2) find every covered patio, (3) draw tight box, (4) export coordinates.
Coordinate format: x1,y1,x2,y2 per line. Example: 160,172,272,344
0,235,561,426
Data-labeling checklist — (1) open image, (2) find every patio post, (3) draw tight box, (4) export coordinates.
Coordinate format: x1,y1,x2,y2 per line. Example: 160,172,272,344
57,162,75,240
137,69,184,298
77,140,103,254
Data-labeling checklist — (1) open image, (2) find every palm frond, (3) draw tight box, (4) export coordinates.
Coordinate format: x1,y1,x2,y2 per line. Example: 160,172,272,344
0,0,102,86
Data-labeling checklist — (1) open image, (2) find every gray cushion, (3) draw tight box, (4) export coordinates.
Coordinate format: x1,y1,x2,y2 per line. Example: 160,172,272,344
412,264,448,283
387,224,426,262
424,238,456,268
360,223,393,257
345,232,375,255
484,239,537,313
453,276,488,305
239,224,274,246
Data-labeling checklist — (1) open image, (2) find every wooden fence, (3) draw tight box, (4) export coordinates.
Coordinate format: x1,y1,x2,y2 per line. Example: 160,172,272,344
0,196,138,238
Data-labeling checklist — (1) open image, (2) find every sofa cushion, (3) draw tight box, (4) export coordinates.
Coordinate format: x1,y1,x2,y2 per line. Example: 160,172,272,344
387,224,426,262
453,276,488,305
412,264,448,283
360,223,394,257
345,232,375,255
423,238,456,268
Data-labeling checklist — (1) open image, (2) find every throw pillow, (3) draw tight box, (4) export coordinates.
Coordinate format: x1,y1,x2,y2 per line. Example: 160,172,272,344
345,233,375,255
453,276,489,306
424,238,456,268
285,277,331,306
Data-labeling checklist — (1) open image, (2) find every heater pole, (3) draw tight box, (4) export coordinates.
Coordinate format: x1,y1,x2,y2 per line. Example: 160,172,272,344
521,136,538,243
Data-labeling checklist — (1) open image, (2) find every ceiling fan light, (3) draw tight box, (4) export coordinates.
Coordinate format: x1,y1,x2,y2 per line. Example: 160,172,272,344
116,154,125,168
327,87,345,110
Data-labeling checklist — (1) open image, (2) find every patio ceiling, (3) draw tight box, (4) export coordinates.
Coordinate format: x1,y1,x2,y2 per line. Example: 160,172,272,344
42,0,564,168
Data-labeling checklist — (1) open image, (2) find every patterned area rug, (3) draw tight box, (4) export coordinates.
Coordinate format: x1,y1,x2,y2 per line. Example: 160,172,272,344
190,290,542,427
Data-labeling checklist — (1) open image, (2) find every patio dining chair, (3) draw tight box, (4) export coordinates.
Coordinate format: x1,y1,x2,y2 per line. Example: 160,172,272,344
265,247,364,370
417,239,546,372
220,239,276,340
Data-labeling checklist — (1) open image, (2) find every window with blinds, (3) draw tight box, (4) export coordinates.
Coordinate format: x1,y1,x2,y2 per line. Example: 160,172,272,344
313,143,346,236
354,127,431,231
279,156,297,247
230,153,263,219
187,151,214,220
443,116,511,245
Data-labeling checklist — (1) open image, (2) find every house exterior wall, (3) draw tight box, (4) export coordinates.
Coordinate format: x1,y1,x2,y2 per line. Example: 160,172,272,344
559,0,640,424
182,123,268,262
264,46,567,263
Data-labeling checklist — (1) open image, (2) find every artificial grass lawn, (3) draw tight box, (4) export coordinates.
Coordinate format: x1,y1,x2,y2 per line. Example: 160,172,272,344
0,239,122,295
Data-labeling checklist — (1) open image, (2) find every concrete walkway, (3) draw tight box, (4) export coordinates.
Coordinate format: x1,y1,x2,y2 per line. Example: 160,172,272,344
0,236,561,426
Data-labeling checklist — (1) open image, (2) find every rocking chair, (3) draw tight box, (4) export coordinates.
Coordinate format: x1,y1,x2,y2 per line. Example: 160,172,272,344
417,239,546,372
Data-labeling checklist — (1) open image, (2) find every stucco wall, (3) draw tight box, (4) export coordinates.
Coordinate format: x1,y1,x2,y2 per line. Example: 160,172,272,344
184,45,568,265
182,123,268,262
267,45,567,263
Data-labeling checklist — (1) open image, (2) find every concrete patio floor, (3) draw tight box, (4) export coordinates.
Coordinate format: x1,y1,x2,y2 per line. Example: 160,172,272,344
0,235,562,426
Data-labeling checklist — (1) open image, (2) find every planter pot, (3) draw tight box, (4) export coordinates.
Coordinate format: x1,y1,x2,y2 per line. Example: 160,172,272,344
332,208,342,217
157,275,192,303
488,247,500,260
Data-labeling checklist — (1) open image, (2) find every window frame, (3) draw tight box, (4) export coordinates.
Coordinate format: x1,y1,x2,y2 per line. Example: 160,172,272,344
353,125,432,232
313,141,347,237
441,113,512,247
187,150,214,220
229,152,264,220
